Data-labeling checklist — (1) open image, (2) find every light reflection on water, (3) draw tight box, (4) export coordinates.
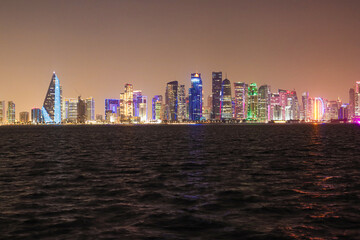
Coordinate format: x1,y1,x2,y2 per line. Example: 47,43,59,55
0,124,359,239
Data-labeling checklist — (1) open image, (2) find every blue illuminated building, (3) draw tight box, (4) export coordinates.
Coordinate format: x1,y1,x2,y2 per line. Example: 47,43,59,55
189,73,202,121
105,99,120,120
42,72,62,124
31,108,42,123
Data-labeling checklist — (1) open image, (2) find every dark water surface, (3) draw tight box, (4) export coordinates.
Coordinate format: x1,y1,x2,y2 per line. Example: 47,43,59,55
0,124,359,239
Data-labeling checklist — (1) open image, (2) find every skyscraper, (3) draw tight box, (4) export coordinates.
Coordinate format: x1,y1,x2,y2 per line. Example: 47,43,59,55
355,81,360,117
105,99,120,120
258,85,271,123
234,82,248,121
7,101,15,123
270,93,282,121
85,97,95,121
349,88,355,120
64,98,78,122
77,96,86,123
133,90,142,117
211,72,222,120
313,97,325,121
31,108,42,123
247,83,258,121
189,73,203,121
124,84,134,119
178,85,186,121
152,95,163,120
278,89,288,121
42,72,62,124
220,79,232,120
165,81,178,121
0,101,5,123
302,92,310,122
138,96,147,122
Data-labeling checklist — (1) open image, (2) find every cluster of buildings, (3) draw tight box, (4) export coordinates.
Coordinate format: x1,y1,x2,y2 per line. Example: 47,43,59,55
1,71,360,125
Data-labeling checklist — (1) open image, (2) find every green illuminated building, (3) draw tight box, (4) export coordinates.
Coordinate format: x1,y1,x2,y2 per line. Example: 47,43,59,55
247,83,258,121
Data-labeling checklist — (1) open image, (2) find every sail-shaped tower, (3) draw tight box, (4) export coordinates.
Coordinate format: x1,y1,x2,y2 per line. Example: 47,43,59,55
42,72,62,124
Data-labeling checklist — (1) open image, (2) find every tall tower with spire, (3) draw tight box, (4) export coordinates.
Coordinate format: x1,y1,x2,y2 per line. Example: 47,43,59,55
42,72,62,124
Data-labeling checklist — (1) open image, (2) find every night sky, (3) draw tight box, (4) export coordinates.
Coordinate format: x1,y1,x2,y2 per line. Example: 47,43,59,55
1,0,360,116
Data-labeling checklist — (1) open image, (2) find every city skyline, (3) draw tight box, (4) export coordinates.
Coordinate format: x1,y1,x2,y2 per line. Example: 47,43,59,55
1,0,360,115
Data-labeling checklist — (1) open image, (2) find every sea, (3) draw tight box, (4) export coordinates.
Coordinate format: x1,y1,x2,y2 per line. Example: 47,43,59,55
0,124,359,239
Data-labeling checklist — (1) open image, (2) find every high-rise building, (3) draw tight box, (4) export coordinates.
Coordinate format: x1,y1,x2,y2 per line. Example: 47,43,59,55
339,104,349,120
286,91,300,120
220,79,232,120
152,95,163,120
64,98,78,122
42,72,62,124
105,99,120,120
165,81,178,121
77,96,86,123
258,85,271,123
178,85,186,121
138,96,147,122
234,82,248,121
19,112,29,123
0,101,5,123
85,97,95,121
302,92,310,122
327,100,339,121
189,73,203,121
124,84,134,119
7,101,15,123
278,89,288,121
313,97,325,121
31,108,42,123
211,72,222,120
355,82,360,117
349,88,355,120
133,90,142,117
270,93,281,121
247,83,258,121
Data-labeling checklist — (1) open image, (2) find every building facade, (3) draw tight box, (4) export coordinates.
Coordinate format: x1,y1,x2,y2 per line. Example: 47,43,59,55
220,79,232,120
247,83,258,121
234,82,248,121
42,72,62,124
211,72,222,120
189,73,202,121
165,81,178,121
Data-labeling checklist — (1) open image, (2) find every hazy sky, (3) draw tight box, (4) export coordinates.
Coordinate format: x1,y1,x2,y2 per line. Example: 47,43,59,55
1,0,360,116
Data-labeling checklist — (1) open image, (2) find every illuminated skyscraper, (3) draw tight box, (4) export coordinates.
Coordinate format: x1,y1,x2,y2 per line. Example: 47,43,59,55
152,95,163,120
133,90,142,117
7,101,15,123
278,89,288,121
19,112,29,123
105,99,120,120
0,101,5,123
313,97,325,121
64,98,78,122
302,92,310,122
355,82,360,117
165,81,178,121
247,83,258,121
85,97,95,121
327,100,339,121
31,108,42,123
189,73,202,121
220,79,232,120
77,96,86,123
211,72,222,120
178,85,186,121
124,84,134,119
258,85,271,123
270,93,281,121
234,82,248,121
349,88,355,120
286,91,300,120
42,72,62,124
138,96,147,122
339,104,349,120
